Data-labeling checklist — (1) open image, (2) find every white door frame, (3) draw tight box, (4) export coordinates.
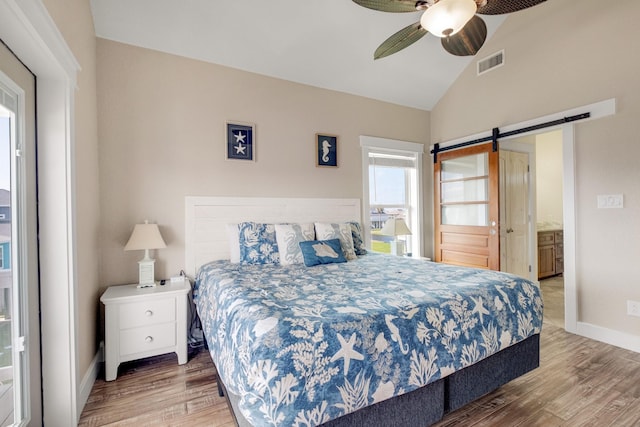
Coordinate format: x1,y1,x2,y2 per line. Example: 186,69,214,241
0,0,80,424
432,98,616,335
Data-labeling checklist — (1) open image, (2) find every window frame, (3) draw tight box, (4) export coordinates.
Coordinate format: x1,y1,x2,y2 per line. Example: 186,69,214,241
360,136,424,257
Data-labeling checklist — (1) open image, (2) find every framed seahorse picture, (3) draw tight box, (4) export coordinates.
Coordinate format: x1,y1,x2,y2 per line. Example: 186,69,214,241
316,133,337,167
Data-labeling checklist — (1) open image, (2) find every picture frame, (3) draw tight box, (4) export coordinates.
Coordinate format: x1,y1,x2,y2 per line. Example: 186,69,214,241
316,133,338,167
226,121,255,161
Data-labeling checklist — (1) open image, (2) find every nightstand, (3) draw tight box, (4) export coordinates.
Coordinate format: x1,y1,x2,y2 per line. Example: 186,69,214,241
100,279,191,381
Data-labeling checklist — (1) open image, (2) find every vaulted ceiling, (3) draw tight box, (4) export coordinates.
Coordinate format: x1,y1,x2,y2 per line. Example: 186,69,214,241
90,0,510,111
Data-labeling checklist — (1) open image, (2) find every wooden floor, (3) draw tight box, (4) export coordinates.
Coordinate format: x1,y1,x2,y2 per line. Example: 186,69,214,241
79,283,640,427
78,347,235,427
540,276,565,329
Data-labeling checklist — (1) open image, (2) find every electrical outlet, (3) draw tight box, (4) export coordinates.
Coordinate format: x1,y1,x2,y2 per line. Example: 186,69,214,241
628,300,640,317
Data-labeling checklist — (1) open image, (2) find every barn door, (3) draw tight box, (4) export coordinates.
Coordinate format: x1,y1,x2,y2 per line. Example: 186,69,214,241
434,142,500,270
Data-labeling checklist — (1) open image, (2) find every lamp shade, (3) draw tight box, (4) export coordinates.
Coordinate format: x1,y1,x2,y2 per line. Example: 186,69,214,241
380,218,412,237
420,0,477,38
124,221,166,251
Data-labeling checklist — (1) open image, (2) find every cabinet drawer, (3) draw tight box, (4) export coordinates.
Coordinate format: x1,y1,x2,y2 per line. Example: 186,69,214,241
538,232,555,245
555,243,564,258
120,323,176,356
554,231,563,244
119,299,175,328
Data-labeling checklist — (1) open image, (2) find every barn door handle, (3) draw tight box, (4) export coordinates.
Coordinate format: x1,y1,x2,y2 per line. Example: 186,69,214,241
506,228,514,233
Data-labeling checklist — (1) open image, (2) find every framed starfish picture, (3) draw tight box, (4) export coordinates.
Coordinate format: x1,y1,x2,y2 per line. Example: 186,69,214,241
226,121,255,161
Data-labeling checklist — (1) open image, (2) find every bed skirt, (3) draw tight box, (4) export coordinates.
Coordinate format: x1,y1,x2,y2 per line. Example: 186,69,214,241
217,333,540,427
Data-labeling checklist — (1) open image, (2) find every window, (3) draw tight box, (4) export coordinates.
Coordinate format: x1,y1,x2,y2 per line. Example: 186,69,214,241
361,136,424,257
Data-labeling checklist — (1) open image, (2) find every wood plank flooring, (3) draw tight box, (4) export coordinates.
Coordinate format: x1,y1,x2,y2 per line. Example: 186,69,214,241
540,276,564,329
78,347,235,427
79,297,640,426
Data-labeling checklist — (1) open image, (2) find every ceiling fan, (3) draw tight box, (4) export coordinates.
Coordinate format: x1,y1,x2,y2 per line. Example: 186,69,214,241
353,0,546,59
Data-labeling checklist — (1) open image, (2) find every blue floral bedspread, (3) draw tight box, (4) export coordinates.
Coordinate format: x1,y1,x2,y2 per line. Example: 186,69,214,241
194,254,543,426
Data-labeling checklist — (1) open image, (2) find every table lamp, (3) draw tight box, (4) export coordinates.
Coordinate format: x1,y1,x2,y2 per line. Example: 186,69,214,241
380,218,412,256
124,220,166,288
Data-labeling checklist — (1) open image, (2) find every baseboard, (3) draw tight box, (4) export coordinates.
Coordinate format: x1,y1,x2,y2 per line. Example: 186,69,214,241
76,341,104,422
577,322,640,353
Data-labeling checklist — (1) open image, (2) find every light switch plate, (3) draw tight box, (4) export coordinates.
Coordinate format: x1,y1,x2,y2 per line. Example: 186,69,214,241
597,194,624,209
628,300,640,317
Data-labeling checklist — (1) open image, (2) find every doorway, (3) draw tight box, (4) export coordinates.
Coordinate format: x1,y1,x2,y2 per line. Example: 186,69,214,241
500,130,564,327
432,98,615,336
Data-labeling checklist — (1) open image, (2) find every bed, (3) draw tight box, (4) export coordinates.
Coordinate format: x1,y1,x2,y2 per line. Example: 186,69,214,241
186,197,542,427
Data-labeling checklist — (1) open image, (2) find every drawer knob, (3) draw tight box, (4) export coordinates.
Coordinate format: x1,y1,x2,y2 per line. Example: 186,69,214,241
145,336,154,343
145,310,153,317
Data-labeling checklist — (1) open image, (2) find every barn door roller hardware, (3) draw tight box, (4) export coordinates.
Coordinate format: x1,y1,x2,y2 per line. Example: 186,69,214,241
431,112,591,163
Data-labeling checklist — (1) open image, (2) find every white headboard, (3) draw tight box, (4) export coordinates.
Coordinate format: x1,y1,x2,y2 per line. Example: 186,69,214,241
185,196,361,277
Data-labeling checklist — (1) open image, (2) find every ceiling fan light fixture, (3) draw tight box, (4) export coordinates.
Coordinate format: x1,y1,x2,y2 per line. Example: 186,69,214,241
420,0,477,38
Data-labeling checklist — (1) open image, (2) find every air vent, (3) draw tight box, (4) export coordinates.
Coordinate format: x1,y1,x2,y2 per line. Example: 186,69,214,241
477,50,504,76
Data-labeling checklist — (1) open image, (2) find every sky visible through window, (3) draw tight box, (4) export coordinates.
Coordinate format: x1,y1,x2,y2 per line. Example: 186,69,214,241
369,166,406,206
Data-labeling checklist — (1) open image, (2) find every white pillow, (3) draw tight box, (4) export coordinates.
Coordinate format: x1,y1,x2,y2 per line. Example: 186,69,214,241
314,222,357,260
275,223,315,265
227,223,240,263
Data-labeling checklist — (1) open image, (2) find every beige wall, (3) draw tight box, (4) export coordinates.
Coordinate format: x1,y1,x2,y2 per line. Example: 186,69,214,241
432,0,640,336
96,39,430,288
535,131,563,228
42,0,101,383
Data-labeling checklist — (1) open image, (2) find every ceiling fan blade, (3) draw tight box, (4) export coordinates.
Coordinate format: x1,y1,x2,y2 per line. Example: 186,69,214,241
441,15,487,56
352,0,425,13
477,0,546,15
374,22,428,60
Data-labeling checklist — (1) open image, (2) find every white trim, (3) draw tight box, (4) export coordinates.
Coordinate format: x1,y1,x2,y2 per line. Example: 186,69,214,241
360,135,425,153
577,322,640,354
0,0,80,85
0,0,81,424
77,342,104,417
360,135,425,257
561,125,578,334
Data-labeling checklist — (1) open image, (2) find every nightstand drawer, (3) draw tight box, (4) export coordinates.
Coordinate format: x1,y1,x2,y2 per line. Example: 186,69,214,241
119,299,175,328
119,323,176,356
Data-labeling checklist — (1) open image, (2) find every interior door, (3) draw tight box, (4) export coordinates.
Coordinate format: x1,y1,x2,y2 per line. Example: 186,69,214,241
499,150,530,277
434,142,499,270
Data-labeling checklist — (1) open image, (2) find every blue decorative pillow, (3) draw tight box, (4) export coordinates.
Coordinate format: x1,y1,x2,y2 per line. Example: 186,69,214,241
238,222,280,264
349,221,367,255
299,239,347,267
314,222,357,260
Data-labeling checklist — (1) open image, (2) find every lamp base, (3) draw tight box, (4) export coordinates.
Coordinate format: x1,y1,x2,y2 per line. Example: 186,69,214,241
138,258,156,287
390,240,405,257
